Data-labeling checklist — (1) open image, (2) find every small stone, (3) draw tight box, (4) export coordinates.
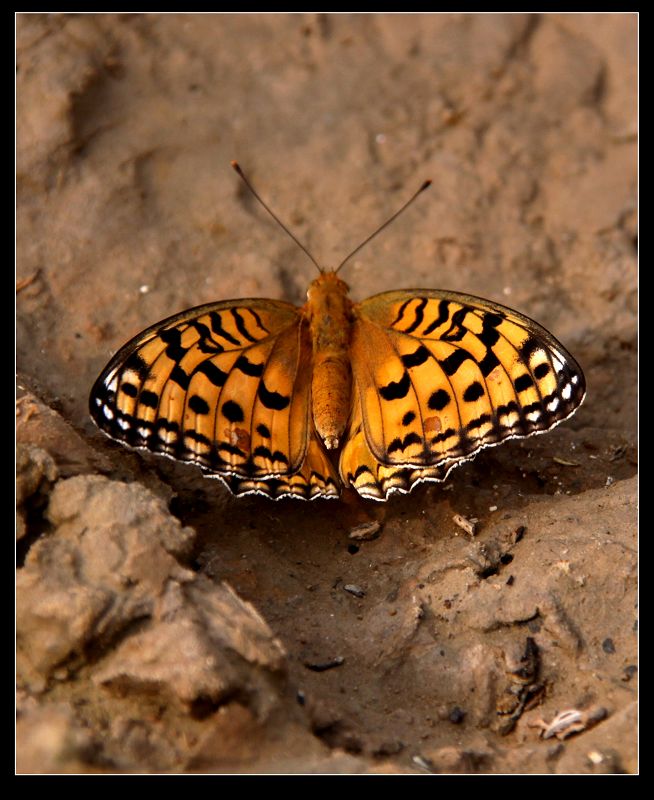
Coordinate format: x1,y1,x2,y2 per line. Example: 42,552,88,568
348,521,382,541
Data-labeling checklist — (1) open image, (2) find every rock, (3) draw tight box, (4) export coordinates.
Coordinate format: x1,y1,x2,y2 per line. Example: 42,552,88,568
94,578,286,715
16,443,57,540
18,475,286,714
16,704,96,774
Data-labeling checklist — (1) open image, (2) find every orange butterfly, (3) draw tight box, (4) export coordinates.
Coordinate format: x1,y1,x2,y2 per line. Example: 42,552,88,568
90,165,586,500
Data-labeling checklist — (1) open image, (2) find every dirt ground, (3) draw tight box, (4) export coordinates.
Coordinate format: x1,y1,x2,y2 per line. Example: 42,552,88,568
16,13,637,774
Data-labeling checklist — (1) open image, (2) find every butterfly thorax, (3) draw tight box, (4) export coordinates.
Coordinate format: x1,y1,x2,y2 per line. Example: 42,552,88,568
304,271,354,451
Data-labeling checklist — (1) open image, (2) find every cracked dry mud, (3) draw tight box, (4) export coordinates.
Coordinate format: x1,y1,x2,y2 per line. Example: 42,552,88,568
17,13,637,774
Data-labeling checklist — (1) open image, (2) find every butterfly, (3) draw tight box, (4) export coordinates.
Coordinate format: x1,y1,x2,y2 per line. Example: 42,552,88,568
90,165,586,501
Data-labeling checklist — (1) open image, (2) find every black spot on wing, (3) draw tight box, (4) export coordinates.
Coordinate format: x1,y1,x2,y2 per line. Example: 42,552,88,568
463,381,484,402
477,349,500,377
258,380,290,410
170,365,190,390
401,345,430,368
514,374,534,393
160,327,187,362
428,388,450,411
217,441,246,458
197,360,228,387
189,395,210,415
534,363,551,379
520,338,541,361
235,355,264,377
123,351,150,380
387,432,423,454
483,312,503,328
387,437,402,454
402,411,416,426
140,390,159,409
156,418,179,434
497,401,521,418
184,430,211,446
466,413,492,432
379,371,411,401
253,445,289,465
159,328,181,345
256,423,271,438
440,349,473,376
120,382,138,397
222,399,245,422
478,326,500,348
429,427,456,445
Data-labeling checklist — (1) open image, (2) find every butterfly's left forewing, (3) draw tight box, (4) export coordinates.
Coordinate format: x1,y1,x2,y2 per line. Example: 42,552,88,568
341,289,585,499
90,298,338,499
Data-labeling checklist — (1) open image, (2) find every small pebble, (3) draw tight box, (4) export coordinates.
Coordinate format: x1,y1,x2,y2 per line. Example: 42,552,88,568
452,514,476,536
304,656,345,672
348,521,381,541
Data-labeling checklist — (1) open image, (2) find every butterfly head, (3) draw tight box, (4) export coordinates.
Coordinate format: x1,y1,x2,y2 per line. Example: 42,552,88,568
306,269,351,304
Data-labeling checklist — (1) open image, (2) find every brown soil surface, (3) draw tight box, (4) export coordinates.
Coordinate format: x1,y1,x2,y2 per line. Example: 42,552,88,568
17,13,637,774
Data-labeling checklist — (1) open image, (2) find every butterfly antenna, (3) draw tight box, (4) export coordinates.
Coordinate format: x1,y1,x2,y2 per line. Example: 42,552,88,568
231,161,324,274
334,179,432,275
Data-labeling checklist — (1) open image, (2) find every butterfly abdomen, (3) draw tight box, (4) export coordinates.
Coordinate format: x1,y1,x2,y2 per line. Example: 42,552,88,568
305,272,354,450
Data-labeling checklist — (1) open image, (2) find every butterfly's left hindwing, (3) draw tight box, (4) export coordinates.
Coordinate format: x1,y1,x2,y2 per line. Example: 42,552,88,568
339,290,586,499
89,298,339,499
